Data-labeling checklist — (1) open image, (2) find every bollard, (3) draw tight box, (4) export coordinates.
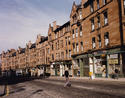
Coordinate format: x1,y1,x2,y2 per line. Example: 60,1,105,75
5,85,9,96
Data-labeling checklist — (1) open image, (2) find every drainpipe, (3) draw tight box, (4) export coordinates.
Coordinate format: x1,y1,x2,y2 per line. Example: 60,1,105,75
117,0,125,76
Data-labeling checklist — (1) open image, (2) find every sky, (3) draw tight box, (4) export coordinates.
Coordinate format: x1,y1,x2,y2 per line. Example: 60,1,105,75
0,0,81,53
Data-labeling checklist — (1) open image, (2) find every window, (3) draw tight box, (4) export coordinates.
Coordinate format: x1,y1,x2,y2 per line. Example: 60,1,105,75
103,0,107,5
52,54,54,60
124,0,125,15
76,43,79,52
79,10,82,19
66,50,68,58
104,32,109,46
104,11,108,25
60,40,63,48
76,28,78,37
52,44,53,50
73,43,75,53
55,33,57,39
97,16,101,28
65,37,67,46
68,37,70,45
98,35,101,48
73,15,77,23
69,50,71,58
90,1,94,12
61,52,64,59
92,37,96,49
91,18,95,31
72,29,75,38
97,0,100,9
80,26,82,36
80,42,83,51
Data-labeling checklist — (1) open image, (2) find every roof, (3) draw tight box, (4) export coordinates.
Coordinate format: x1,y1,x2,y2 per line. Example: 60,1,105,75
39,36,48,44
30,43,36,49
20,48,25,54
54,21,70,32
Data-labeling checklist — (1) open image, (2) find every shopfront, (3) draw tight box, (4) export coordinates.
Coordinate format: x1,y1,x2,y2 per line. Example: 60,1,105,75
72,54,89,77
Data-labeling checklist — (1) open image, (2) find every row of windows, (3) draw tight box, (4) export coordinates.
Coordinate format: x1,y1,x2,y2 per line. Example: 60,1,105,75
72,26,83,39
90,0,107,13
91,11,108,31
92,32,109,49
72,42,83,53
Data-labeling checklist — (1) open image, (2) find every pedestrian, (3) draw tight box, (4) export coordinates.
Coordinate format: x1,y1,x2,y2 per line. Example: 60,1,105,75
115,69,119,79
64,69,71,87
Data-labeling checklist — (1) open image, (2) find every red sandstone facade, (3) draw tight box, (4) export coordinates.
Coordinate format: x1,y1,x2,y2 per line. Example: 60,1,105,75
0,0,125,78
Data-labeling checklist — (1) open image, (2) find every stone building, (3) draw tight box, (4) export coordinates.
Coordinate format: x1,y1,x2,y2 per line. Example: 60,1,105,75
0,0,125,78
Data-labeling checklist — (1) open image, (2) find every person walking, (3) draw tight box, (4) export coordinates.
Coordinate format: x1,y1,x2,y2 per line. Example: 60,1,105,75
64,69,71,87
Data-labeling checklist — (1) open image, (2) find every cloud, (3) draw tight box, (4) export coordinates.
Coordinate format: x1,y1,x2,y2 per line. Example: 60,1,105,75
0,0,72,53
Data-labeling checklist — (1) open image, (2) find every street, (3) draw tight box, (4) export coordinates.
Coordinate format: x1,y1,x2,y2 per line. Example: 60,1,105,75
0,77,125,98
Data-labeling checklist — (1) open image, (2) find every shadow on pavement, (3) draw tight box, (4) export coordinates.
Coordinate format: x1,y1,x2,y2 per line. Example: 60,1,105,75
0,75,50,85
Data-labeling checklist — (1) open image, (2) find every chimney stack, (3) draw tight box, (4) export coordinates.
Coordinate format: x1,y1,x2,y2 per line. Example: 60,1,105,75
53,21,57,31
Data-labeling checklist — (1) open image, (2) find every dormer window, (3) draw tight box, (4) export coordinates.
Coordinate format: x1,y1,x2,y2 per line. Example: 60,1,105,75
55,33,57,39
73,15,77,23
79,10,82,19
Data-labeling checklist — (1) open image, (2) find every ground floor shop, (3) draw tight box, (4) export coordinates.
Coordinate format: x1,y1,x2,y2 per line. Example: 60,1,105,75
50,61,72,76
72,48,125,78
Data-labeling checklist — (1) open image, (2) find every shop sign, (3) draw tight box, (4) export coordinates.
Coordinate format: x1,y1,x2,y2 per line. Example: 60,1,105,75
108,59,118,64
110,54,118,59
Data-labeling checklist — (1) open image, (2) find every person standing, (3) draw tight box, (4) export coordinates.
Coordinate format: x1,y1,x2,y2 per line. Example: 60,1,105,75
64,69,71,87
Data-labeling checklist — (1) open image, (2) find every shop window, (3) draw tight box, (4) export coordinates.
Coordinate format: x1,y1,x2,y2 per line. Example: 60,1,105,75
91,18,95,31
104,32,109,46
90,1,94,13
97,16,101,28
80,26,83,36
92,37,96,49
76,43,79,52
104,11,108,25
72,29,75,38
98,34,101,48
97,0,100,9
76,28,78,38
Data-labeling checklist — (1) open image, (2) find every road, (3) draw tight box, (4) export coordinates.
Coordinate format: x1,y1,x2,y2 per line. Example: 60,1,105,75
1,77,125,98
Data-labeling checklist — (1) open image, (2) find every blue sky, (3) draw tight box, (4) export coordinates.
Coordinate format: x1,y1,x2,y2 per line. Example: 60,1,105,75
0,0,81,53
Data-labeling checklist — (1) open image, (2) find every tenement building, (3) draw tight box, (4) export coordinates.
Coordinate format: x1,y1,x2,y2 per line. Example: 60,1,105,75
0,0,125,78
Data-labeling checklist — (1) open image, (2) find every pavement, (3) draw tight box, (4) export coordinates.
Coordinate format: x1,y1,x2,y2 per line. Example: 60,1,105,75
49,76,125,82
